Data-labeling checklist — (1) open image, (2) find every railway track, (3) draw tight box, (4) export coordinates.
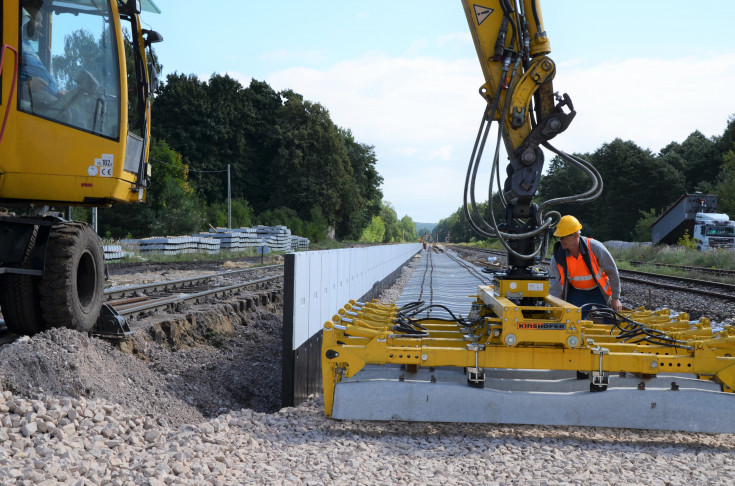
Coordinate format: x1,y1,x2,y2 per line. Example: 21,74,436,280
446,247,735,302
0,264,285,337
105,264,284,320
617,268,735,302
628,260,735,279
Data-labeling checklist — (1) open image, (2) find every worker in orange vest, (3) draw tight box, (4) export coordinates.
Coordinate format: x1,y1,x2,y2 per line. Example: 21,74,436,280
549,215,622,320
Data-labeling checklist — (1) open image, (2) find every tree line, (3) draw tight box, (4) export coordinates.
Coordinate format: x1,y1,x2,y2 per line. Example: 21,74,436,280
96,72,418,244
436,115,735,244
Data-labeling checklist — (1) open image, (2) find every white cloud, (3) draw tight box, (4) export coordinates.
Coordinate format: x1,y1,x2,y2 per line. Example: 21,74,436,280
437,32,472,47
261,50,735,222
406,38,430,56
259,47,327,65
427,145,453,161
553,53,735,153
267,53,480,143
266,54,485,222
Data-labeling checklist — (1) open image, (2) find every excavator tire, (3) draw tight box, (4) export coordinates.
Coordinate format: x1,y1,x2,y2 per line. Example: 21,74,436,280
0,224,45,335
38,222,104,333
0,274,44,335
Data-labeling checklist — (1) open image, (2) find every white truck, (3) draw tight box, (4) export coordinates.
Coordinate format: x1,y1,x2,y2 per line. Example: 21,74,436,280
651,194,735,250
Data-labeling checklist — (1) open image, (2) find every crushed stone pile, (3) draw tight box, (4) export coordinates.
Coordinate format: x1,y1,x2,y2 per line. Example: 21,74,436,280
1,391,734,485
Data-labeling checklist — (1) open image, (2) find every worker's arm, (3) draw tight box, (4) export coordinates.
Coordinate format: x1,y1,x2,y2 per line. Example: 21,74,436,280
588,239,622,309
547,255,562,298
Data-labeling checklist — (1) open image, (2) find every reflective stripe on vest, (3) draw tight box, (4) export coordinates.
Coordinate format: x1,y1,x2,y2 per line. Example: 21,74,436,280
556,237,612,297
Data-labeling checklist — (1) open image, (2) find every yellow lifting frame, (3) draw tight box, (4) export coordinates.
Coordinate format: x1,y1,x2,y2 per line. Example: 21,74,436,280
322,284,735,417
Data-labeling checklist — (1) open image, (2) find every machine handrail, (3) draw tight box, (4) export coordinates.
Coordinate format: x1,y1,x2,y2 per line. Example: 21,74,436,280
0,44,19,145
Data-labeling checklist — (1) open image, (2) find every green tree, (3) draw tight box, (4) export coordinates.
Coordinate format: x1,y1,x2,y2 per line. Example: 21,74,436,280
359,216,386,243
337,129,384,240
379,202,400,243
305,207,329,243
537,139,685,241
152,178,206,235
268,91,358,232
659,131,721,192
631,208,660,242
257,207,305,238
714,150,735,217
717,114,735,158
205,199,254,229
151,73,215,178
148,138,193,207
151,76,384,242
98,138,191,238
399,215,418,242
435,200,492,243
677,229,697,250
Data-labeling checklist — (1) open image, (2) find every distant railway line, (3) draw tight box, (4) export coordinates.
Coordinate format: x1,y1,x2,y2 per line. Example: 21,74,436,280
447,245,735,303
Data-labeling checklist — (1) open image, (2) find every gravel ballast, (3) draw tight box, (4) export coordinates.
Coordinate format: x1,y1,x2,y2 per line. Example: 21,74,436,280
1,253,735,485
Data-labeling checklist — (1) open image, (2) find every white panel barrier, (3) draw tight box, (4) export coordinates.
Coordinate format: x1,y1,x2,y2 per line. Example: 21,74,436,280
282,243,423,406
289,244,421,350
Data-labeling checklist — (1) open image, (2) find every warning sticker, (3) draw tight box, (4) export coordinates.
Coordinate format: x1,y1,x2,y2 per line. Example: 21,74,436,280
473,4,494,25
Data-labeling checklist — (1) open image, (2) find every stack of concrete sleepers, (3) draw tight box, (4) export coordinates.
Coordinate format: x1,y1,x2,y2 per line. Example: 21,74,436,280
194,236,221,254
103,244,125,261
255,225,291,252
194,231,243,251
227,227,266,249
290,235,310,251
122,236,197,255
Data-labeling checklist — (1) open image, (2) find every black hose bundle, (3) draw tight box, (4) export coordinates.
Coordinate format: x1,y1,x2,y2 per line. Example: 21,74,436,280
581,303,693,350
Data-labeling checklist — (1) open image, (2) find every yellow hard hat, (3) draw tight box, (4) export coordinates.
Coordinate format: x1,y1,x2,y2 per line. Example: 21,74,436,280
553,215,583,237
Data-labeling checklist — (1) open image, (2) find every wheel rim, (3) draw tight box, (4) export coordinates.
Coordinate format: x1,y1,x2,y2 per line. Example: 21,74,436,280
76,249,98,311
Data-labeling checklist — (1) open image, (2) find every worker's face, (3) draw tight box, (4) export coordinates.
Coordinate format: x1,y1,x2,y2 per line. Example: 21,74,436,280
24,9,43,40
559,231,580,251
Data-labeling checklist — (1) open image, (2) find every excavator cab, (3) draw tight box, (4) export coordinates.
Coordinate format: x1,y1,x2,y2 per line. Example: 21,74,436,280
0,0,161,335
2,0,161,205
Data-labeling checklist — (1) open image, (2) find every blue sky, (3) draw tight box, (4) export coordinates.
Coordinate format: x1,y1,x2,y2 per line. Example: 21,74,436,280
141,1,735,223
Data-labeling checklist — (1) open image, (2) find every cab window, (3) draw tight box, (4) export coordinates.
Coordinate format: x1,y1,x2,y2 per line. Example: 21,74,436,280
18,0,120,139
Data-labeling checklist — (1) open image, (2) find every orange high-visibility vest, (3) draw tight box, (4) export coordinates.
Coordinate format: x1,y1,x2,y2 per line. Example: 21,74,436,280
555,237,612,298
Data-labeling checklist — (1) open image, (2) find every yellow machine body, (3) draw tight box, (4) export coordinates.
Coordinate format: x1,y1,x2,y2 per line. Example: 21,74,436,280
460,0,556,156
0,0,160,335
0,0,155,207
322,285,735,419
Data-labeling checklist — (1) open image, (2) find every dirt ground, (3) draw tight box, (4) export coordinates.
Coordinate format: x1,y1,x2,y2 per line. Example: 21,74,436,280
0,259,285,428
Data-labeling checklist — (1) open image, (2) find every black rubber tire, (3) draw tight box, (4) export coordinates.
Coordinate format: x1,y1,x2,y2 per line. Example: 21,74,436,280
38,222,104,332
0,224,44,335
0,274,44,335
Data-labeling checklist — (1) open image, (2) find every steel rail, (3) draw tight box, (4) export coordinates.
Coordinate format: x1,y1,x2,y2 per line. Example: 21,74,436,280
104,264,283,300
443,249,493,285
619,271,735,302
628,260,735,279
618,268,735,293
112,274,283,319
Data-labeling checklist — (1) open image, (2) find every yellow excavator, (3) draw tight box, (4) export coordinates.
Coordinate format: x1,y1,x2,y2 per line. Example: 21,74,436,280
0,0,161,334
321,1,735,432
